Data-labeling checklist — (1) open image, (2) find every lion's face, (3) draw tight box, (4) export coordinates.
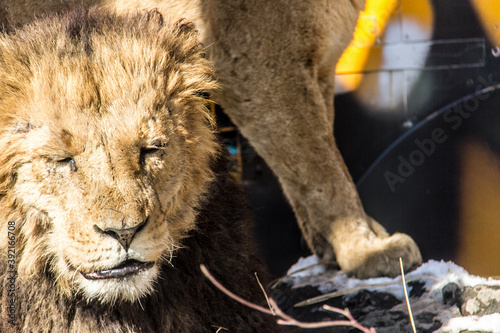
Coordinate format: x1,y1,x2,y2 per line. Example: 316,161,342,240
0,11,217,304
13,105,207,303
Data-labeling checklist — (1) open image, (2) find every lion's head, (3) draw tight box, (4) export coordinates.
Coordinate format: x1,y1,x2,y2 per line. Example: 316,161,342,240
0,10,218,304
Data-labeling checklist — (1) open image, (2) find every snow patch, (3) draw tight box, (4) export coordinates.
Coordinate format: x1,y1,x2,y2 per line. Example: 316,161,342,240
285,256,500,332
286,256,500,300
438,313,500,333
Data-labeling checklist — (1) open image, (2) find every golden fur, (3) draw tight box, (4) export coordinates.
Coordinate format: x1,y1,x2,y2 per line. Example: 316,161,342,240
0,0,421,281
0,10,280,332
0,10,219,303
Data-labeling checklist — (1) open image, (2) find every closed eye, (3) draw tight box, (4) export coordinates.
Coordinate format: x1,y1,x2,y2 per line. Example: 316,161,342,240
141,147,160,155
57,157,77,172
140,146,162,164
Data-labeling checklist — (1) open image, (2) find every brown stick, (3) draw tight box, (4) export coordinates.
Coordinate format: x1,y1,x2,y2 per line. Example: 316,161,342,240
200,264,376,332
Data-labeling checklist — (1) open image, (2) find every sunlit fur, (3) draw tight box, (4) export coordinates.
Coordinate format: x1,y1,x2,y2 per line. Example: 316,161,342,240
0,9,217,303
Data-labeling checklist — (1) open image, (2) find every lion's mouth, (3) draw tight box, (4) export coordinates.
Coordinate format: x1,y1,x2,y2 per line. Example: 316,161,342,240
80,259,155,280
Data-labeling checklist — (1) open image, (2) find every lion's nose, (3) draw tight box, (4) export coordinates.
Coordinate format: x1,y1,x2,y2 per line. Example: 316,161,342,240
94,217,148,251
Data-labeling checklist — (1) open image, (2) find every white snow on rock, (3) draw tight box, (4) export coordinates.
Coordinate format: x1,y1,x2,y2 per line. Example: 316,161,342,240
285,256,500,332
440,313,500,333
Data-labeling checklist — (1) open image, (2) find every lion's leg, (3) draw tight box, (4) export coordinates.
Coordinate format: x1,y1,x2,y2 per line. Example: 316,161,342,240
310,53,421,277
204,0,421,278
229,81,421,278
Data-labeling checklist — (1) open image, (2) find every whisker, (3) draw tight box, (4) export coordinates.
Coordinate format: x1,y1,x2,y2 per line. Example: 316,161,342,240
53,261,72,287
136,289,145,311
71,263,84,284
53,268,67,287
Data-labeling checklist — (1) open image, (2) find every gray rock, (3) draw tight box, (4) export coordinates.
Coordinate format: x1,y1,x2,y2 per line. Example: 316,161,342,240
274,259,500,332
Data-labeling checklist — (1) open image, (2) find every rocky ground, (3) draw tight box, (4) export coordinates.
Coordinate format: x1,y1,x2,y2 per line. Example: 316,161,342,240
270,257,500,333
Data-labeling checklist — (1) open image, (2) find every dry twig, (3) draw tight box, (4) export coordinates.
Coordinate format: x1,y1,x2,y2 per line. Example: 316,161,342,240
255,272,275,315
200,264,376,332
400,258,417,333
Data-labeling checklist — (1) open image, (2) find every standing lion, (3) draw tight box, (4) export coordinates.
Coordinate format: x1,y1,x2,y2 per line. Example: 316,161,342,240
0,1,422,280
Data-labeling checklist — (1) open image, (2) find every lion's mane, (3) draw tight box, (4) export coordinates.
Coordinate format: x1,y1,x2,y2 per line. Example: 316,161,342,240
0,9,277,332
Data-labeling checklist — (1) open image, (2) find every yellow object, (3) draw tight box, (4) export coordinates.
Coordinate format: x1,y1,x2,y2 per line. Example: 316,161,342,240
470,0,500,46
457,139,500,277
335,0,433,91
335,0,399,92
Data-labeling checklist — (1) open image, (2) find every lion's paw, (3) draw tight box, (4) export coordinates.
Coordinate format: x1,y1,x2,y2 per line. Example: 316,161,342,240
334,232,422,279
